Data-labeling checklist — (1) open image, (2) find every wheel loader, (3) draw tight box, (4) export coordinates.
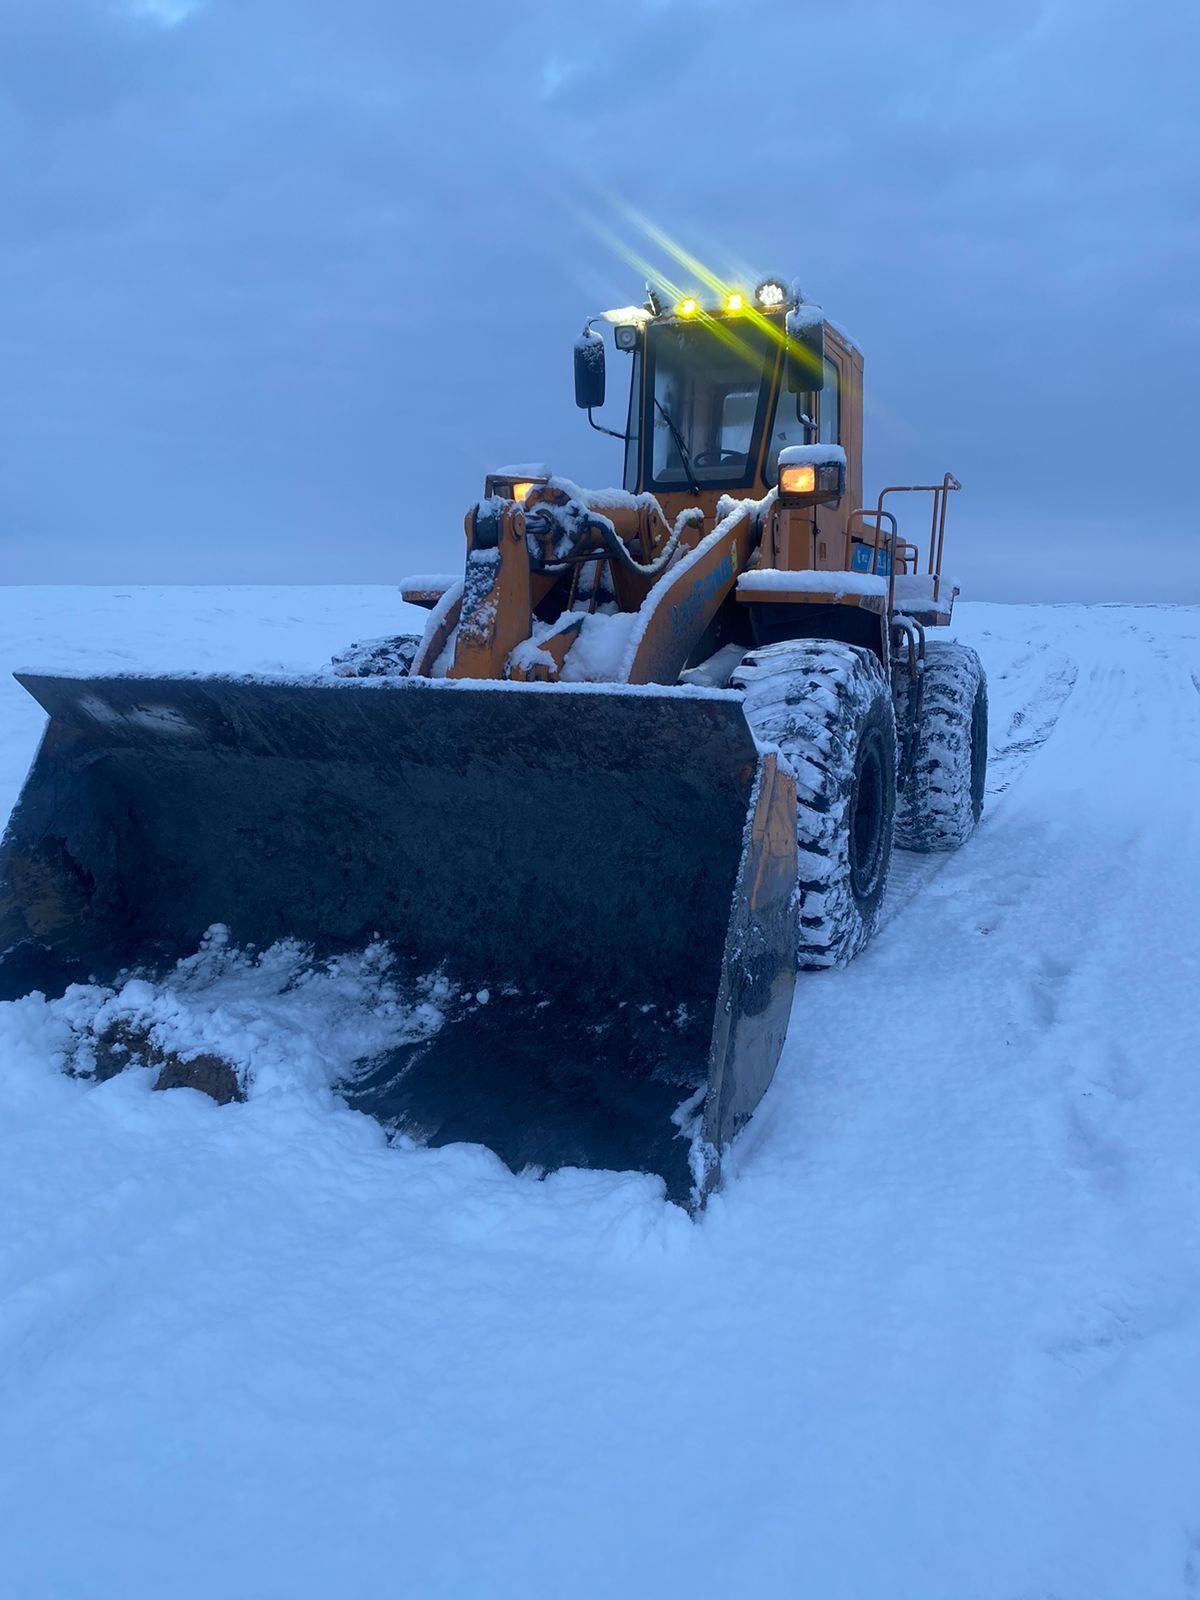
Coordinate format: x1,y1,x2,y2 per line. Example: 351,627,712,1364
0,277,988,1207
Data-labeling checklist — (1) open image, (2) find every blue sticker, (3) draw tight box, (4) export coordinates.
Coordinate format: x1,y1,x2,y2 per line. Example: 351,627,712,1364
850,544,890,576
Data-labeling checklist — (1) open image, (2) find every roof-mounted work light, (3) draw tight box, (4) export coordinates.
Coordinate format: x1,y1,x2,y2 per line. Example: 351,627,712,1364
755,279,790,309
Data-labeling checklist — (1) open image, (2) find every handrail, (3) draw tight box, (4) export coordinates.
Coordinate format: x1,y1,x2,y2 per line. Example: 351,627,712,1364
895,540,921,575
842,472,960,614
844,508,898,607
872,474,961,610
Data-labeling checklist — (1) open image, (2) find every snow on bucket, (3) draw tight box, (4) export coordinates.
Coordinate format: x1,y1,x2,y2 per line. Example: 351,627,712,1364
0,672,797,1204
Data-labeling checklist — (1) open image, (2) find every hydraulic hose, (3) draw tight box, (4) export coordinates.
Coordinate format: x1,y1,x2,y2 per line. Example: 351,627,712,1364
526,500,703,581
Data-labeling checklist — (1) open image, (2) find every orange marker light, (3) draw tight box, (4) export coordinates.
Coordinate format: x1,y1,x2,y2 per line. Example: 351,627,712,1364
510,481,535,503
780,464,817,496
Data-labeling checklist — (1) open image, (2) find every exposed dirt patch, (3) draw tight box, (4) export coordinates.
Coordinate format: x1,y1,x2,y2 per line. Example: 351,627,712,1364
87,1018,244,1104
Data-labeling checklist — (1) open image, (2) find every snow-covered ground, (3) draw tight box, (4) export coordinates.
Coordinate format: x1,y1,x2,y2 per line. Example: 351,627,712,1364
1,587,1198,1599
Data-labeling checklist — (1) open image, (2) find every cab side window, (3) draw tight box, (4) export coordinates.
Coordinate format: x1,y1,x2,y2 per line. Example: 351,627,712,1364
623,350,642,491
819,355,840,446
764,351,841,483
764,389,816,483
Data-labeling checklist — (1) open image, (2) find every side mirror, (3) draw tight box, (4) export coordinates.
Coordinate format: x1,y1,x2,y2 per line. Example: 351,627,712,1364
784,305,825,394
574,329,606,410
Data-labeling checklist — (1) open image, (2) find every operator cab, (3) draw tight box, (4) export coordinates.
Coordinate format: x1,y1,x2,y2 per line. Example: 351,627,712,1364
574,281,837,503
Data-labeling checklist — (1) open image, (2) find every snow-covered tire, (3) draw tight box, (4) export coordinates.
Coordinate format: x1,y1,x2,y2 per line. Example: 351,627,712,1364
330,634,422,678
733,640,897,969
896,640,988,852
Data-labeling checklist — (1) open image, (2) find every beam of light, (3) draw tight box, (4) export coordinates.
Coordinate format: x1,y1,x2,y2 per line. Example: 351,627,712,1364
579,198,824,389
613,202,733,301
591,201,779,376
609,202,811,375
578,192,915,465
572,208,689,310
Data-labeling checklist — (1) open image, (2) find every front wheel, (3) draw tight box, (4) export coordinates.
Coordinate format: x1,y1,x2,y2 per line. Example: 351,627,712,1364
734,640,898,969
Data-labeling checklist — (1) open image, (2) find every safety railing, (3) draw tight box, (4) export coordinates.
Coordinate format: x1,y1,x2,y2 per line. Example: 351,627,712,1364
843,472,961,615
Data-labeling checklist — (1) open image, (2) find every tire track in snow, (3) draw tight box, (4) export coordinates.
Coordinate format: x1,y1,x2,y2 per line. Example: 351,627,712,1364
985,658,1080,798
976,623,1200,1393
759,631,1080,1180
879,641,1078,931
1027,635,1200,1198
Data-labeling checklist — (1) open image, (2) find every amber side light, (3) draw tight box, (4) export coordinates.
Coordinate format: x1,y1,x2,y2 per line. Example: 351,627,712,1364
510,481,535,503
780,464,817,496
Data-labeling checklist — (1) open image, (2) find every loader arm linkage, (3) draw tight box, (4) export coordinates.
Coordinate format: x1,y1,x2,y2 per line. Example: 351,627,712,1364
422,481,766,687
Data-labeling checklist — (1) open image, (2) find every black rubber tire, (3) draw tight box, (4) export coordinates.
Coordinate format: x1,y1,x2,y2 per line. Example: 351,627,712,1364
330,634,422,678
733,640,897,969
896,640,988,852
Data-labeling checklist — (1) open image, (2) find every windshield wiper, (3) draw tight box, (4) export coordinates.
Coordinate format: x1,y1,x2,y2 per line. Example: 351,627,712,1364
653,398,701,496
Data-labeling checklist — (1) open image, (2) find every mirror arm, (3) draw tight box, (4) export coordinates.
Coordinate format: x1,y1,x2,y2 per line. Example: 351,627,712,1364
588,409,627,442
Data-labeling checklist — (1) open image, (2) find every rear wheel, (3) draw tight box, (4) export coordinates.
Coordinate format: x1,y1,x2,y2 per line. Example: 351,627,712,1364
734,640,897,968
896,640,988,851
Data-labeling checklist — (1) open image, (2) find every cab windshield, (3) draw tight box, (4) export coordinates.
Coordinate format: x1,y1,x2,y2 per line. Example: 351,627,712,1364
643,318,777,491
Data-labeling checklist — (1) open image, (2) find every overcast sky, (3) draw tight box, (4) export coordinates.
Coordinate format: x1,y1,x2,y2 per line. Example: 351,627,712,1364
0,0,1196,600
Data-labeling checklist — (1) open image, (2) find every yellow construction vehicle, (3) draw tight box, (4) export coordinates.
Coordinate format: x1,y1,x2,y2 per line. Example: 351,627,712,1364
0,277,987,1206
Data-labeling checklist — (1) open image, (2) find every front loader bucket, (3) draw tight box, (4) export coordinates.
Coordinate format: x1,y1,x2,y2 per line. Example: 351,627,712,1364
0,673,797,1204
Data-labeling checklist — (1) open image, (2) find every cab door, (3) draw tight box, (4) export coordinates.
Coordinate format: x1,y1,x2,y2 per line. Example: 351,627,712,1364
813,347,847,572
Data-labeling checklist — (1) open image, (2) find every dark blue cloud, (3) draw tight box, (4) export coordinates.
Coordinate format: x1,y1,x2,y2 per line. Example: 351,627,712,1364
0,0,1196,599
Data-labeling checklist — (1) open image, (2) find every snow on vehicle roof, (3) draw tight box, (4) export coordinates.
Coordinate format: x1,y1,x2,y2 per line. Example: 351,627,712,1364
826,317,862,355
738,568,888,599
786,303,824,334
892,573,959,607
545,476,649,513
491,463,551,479
778,444,847,468
544,477,696,534
600,306,652,325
